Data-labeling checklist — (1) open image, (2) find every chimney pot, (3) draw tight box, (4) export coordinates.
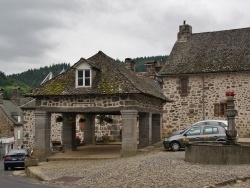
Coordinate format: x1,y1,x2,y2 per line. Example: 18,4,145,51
125,58,136,72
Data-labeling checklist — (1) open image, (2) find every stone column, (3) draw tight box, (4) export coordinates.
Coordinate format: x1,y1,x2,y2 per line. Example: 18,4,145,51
138,113,152,148
62,113,76,151
120,110,138,157
225,96,238,144
152,114,162,144
83,114,96,144
33,111,51,162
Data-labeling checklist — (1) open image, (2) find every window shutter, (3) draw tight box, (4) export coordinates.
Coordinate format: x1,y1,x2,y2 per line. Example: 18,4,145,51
214,103,219,117
220,103,227,116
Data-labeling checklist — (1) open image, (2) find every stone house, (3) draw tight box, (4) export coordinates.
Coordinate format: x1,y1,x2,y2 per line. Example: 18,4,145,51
23,51,169,161
0,87,33,153
158,22,250,137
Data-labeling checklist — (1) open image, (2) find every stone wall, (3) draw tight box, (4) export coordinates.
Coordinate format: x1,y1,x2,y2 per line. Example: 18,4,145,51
162,72,250,137
22,109,35,150
36,94,163,112
95,115,122,142
0,109,14,137
50,113,62,142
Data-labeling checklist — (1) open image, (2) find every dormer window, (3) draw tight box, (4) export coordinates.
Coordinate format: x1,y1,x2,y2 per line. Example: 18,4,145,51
76,69,91,87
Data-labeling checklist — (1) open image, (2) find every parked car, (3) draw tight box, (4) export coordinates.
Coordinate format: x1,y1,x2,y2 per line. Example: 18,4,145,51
172,120,228,135
163,124,227,151
2,148,32,171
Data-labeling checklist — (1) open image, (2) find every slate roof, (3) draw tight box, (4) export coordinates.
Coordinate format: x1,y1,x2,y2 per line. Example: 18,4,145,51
0,100,22,124
159,27,250,75
26,51,169,102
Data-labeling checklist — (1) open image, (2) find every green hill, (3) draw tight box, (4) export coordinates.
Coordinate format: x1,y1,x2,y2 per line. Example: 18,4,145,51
8,63,70,88
0,71,31,99
0,63,70,99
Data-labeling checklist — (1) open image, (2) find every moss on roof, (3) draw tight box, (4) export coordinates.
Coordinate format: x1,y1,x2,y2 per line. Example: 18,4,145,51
26,51,169,102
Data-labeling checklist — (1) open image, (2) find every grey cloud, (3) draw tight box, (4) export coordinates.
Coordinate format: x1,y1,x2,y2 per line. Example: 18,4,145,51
0,0,250,75
0,0,79,62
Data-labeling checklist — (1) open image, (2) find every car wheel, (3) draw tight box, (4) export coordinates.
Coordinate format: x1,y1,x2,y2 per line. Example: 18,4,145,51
4,165,8,171
170,141,181,151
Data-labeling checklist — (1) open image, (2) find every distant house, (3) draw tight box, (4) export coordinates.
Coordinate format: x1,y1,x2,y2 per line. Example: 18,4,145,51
40,72,53,85
158,21,250,137
124,58,165,79
0,87,33,154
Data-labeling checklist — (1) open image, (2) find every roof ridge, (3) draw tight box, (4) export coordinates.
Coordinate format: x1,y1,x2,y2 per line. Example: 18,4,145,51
193,27,250,35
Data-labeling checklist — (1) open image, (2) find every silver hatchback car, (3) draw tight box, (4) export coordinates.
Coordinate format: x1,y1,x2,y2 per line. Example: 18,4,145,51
163,124,227,151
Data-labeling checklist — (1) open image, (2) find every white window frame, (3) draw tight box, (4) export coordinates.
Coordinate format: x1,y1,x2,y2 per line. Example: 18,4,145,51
76,69,92,87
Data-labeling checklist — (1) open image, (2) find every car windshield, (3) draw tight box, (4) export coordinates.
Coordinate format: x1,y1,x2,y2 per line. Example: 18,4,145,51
7,149,28,155
179,126,192,134
185,127,202,135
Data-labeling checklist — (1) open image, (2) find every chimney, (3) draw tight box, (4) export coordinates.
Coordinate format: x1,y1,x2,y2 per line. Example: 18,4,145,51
11,87,21,106
125,58,136,72
177,20,192,42
145,61,157,76
0,89,3,104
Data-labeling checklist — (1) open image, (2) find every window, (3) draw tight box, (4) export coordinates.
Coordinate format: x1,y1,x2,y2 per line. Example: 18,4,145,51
180,77,188,95
214,103,227,117
186,127,201,136
77,69,91,87
203,126,219,135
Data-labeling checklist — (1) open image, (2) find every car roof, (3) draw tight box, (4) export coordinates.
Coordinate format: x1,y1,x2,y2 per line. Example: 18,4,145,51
193,120,228,125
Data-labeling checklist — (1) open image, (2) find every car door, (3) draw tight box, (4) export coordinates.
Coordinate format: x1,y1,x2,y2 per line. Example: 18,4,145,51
202,126,220,141
184,126,202,143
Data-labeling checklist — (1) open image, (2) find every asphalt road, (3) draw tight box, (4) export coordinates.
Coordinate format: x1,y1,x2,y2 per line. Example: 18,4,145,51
0,159,54,188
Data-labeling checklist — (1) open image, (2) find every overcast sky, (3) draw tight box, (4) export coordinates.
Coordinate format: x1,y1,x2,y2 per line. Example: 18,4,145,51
1,0,250,75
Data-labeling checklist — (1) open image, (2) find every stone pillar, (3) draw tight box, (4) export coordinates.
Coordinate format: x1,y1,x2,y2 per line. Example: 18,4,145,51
33,111,51,162
83,114,96,144
62,113,76,151
225,96,238,144
138,113,152,148
120,110,138,157
152,114,162,144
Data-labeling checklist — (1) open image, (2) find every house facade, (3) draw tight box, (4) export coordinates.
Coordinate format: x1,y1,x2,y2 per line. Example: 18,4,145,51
158,22,250,137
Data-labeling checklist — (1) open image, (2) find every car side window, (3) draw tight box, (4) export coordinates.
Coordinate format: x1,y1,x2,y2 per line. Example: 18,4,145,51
186,127,201,136
203,126,219,135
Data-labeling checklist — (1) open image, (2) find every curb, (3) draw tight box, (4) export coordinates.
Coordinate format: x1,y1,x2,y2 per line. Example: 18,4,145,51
26,166,45,181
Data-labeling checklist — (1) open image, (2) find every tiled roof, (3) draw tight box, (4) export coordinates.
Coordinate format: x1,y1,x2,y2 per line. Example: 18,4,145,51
26,51,169,102
159,27,250,75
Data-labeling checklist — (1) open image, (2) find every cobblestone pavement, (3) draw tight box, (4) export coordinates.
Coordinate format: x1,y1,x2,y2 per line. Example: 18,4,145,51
26,142,250,188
